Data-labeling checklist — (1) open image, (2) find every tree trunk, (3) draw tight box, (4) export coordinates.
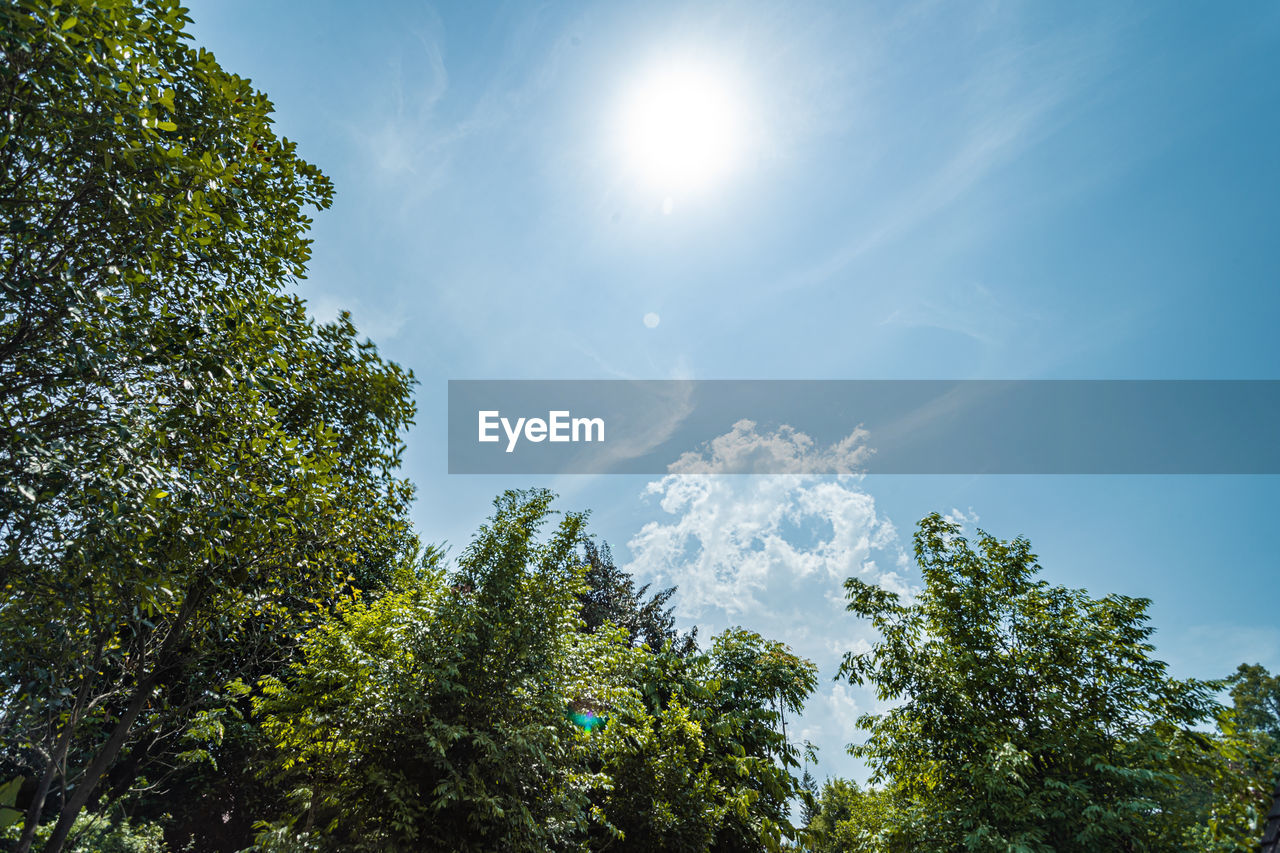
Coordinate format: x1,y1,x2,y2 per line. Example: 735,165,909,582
15,746,63,853
40,674,156,853
15,648,101,853
40,587,203,853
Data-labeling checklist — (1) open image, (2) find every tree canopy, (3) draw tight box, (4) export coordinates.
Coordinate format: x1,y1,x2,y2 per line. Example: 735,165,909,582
248,490,819,853
831,512,1259,852
1,1,415,849
577,538,697,656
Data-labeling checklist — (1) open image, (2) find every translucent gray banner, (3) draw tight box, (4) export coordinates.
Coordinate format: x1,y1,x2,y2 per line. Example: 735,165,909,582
447,380,1280,474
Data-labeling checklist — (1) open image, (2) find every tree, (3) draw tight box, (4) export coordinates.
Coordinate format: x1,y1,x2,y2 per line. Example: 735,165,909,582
250,491,820,853
578,538,696,656
837,512,1220,851
1172,663,1280,852
1171,705,1275,852
799,768,818,827
0,2,416,849
1230,663,1280,748
586,628,817,852
131,537,427,853
804,777,890,853
251,490,592,853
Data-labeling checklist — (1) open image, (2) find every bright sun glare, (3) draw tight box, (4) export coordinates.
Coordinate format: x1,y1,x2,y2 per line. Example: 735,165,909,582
619,62,742,194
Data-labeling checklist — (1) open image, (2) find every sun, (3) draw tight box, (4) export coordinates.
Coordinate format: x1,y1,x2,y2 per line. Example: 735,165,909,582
618,61,743,194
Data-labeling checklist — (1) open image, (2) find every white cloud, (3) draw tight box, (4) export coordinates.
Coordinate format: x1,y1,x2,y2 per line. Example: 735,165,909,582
667,420,872,475
824,682,863,738
623,420,916,779
626,470,895,617
625,423,904,621
944,506,981,528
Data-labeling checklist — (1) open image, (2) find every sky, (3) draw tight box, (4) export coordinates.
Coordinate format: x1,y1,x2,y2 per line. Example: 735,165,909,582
186,0,1280,784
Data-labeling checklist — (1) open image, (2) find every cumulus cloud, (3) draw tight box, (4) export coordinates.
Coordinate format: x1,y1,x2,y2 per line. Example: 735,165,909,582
628,422,900,617
667,419,873,475
626,471,899,617
623,421,914,778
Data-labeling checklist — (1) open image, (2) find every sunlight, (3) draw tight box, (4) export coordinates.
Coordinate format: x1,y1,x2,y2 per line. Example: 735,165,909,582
618,60,743,194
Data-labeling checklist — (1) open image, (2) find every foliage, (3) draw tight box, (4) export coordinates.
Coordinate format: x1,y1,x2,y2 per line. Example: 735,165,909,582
1171,709,1273,852
1173,664,1280,851
0,1,416,849
803,777,891,853
584,628,817,852
837,512,1221,852
250,490,592,853
578,538,697,656
250,491,819,853
2,1,1270,845
1230,663,1280,748
798,768,818,827
1,798,169,853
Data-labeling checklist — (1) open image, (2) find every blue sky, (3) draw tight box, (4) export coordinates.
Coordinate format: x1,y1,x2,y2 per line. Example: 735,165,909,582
187,0,1280,783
